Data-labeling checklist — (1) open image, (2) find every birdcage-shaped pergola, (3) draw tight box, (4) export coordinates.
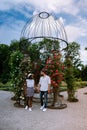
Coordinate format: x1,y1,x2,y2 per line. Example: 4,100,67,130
21,12,68,109
21,12,68,51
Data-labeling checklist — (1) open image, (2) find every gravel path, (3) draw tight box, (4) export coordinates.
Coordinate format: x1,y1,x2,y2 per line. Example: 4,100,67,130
0,87,87,130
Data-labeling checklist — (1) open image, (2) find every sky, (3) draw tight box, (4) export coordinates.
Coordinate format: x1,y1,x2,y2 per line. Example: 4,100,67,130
0,0,87,65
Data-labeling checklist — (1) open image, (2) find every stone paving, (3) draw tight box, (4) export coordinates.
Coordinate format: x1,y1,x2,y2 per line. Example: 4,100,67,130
0,87,87,130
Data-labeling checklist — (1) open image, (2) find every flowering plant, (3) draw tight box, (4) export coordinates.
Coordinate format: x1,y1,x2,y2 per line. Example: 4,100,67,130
45,51,64,88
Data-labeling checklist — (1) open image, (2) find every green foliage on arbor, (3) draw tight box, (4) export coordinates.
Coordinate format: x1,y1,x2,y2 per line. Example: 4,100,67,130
64,42,82,101
28,44,40,62
9,48,32,103
0,38,87,104
45,51,64,88
9,51,24,102
64,42,83,79
64,56,76,101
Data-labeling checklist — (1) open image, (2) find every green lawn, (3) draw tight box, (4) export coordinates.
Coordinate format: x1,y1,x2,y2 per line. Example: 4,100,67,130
0,81,87,92
0,82,13,91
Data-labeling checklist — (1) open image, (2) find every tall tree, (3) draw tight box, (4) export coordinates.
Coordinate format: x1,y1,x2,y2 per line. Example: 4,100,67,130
19,38,31,53
0,44,10,83
64,42,82,79
81,65,87,81
85,47,87,50
38,38,60,64
65,42,81,66
9,40,19,52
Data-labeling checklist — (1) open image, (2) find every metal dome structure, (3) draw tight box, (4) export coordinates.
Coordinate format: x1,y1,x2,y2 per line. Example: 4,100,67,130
21,12,68,51
20,12,68,109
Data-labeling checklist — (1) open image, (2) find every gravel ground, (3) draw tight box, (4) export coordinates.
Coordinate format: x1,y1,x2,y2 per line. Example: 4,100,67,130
0,87,87,130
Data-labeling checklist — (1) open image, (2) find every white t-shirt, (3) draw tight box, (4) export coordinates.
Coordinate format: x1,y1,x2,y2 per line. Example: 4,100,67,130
39,75,51,91
26,79,34,88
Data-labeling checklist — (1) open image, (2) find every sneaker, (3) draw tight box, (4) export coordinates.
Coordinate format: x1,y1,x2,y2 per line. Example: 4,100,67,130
43,108,47,112
25,106,28,110
29,108,32,112
40,105,44,110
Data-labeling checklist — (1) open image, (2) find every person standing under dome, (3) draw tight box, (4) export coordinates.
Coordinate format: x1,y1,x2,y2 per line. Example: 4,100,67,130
25,73,35,112
38,69,51,112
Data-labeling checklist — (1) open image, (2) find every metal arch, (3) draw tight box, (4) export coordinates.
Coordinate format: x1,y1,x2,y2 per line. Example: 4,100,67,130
20,36,68,51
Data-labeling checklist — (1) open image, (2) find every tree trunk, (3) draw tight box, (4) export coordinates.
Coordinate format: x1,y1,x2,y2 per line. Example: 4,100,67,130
67,90,78,102
67,90,73,101
52,87,62,107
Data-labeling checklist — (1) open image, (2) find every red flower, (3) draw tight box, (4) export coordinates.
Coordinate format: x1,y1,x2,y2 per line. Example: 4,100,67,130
50,70,53,73
62,65,64,70
55,69,58,73
54,83,58,87
45,52,64,88
57,80,61,83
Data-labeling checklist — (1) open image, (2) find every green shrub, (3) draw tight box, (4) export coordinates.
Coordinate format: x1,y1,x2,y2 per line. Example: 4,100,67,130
0,82,14,91
60,81,87,92
60,81,67,91
77,81,87,88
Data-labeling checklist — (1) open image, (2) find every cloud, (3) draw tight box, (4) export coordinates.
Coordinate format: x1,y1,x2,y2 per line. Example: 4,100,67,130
65,25,83,42
0,0,80,16
65,16,87,43
25,0,80,15
0,0,87,44
65,22,87,65
78,0,87,12
80,49,87,65
0,0,87,65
